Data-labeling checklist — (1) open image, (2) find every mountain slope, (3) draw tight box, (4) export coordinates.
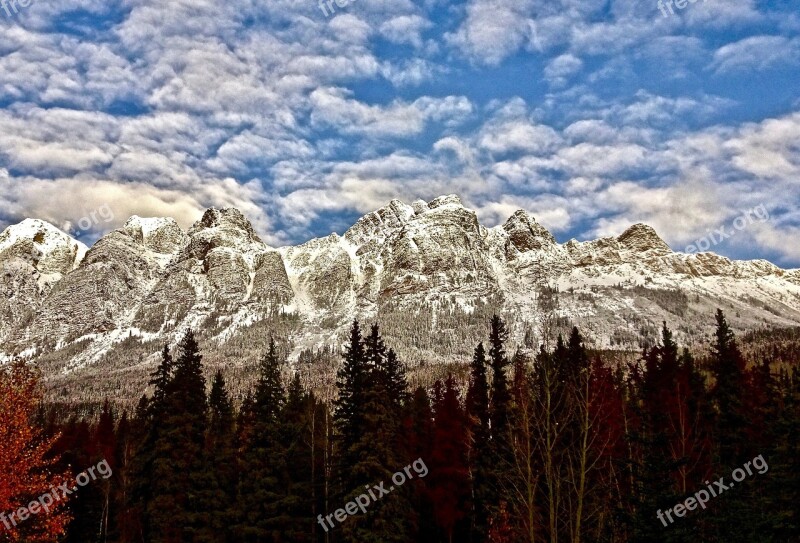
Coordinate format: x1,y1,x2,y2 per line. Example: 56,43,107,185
2,195,800,403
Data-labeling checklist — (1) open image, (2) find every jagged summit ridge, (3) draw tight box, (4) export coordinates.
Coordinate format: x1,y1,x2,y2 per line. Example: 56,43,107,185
617,223,672,254
0,218,88,272
3,195,800,395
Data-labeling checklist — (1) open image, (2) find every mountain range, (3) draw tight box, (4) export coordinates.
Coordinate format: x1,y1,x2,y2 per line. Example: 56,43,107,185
2,195,800,403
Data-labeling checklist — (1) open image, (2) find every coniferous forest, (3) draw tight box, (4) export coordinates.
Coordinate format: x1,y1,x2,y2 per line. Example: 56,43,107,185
1,309,799,543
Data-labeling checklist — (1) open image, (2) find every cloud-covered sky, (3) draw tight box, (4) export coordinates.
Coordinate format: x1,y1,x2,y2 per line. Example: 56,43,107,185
0,0,798,265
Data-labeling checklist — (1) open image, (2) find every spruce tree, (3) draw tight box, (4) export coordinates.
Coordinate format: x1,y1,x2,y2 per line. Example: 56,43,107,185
334,322,413,543
407,386,437,543
334,320,368,472
147,329,208,543
429,375,471,542
488,316,512,445
487,315,513,520
128,345,172,542
237,337,288,542
282,372,315,543
195,370,236,543
710,309,747,465
466,342,491,542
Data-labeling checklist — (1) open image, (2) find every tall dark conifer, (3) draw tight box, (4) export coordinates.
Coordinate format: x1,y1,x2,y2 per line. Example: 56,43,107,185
334,320,368,472
710,309,748,464
195,370,236,543
429,375,471,542
487,315,513,521
237,337,288,542
148,329,208,543
466,342,491,542
282,373,315,543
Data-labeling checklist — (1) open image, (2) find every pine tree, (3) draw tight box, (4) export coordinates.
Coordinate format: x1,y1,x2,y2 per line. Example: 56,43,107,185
128,345,172,541
466,342,491,542
236,336,288,542
407,386,437,543
429,375,471,542
333,322,413,543
93,400,117,542
710,309,747,465
334,320,368,473
195,370,236,543
487,315,513,518
147,329,208,543
488,316,512,447
149,345,174,418
383,348,409,409
282,373,316,543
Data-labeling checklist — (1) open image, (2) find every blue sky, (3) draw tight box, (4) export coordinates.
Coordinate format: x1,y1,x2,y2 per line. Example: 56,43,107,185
0,0,798,266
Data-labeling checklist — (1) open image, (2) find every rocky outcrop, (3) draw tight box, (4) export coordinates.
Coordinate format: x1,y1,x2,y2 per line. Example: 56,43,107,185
2,196,800,385
0,220,87,343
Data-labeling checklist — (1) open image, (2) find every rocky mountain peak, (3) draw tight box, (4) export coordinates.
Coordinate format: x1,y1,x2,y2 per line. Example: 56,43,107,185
502,210,557,253
188,208,263,253
0,218,87,274
191,208,259,239
344,199,415,246
617,223,671,254
123,216,186,255
427,194,463,209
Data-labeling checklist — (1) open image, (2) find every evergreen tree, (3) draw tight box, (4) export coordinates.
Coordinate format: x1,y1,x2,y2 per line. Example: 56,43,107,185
195,370,236,543
236,337,288,542
487,315,513,519
128,345,172,542
383,348,409,409
281,373,316,543
94,400,117,542
407,386,437,543
488,316,512,444
334,320,369,473
466,342,491,542
333,322,413,543
147,329,208,543
429,375,471,542
710,309,747,465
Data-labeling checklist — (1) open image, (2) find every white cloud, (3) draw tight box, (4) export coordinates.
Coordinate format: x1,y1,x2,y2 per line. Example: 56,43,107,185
710,36,800,74
543,54,583,87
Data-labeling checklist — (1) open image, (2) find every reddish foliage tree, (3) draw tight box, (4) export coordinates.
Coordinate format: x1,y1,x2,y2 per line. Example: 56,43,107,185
0,361,71,542
429,375,471,542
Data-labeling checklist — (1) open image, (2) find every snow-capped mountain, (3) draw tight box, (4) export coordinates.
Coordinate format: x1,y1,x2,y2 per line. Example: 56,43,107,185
3,196,800,402
0,219,87,345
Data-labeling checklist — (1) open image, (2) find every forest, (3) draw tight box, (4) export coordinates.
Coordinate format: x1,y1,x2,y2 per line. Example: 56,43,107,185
0,309,798,543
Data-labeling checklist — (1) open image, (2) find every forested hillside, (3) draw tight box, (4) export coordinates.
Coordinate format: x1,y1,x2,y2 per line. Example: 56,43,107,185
2,309,798,542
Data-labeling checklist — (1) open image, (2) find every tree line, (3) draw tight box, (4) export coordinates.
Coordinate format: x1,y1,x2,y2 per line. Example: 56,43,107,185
1,309,798,542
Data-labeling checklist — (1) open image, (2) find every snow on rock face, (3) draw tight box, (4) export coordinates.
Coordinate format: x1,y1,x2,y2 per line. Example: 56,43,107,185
427,194,463,209
617,224,672,255
502,210,557,256
123,216,186,254
0,220,87,343
14,218,187,350
344,200,415,247
379,195,495,297
0,219,87,274
187,208,264,261
5,195,800,392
